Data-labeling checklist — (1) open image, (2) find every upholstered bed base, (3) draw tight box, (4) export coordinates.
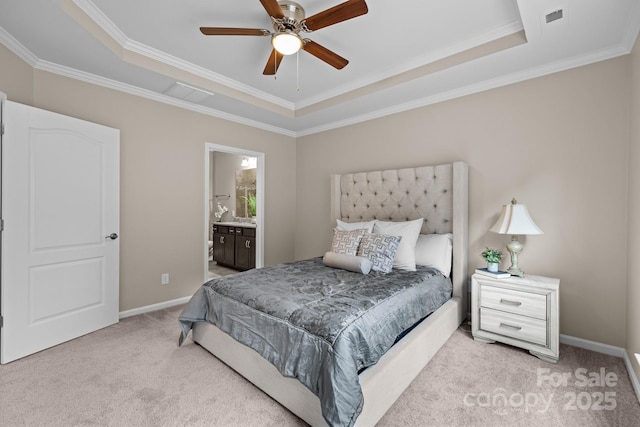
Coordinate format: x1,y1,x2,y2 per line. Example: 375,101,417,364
192,161,468,426
193,297,461,426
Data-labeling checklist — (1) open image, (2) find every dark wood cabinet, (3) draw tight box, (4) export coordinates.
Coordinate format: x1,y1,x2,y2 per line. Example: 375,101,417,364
235,227,256,271
212,224,256,271
212,225,235,267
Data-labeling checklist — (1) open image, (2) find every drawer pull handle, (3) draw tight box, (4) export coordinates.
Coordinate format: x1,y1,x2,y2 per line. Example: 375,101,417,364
500,298,522,307
499,322,522,331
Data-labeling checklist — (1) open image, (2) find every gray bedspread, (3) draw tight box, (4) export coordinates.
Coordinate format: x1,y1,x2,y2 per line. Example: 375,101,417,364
178,257,452,427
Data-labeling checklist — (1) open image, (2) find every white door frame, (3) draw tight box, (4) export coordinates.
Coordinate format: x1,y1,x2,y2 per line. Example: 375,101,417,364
0,91,6,331
204,143,264,281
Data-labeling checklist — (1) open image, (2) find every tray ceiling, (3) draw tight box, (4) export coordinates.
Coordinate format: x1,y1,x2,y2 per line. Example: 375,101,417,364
0,0,639,136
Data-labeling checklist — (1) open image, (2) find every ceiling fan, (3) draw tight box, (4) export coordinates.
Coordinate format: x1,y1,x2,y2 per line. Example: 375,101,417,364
200,0,368,75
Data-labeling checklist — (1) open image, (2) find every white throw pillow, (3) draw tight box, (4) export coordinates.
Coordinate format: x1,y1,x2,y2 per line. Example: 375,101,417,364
323,252,372,274
373,218,423,271
415,233,453,277
336,219,376,233
357,233,401,273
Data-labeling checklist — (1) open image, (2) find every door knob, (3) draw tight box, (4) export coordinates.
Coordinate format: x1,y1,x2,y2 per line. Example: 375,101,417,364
106,233,119,240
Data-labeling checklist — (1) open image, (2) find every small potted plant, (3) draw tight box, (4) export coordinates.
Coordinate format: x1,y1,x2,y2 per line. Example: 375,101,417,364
481,247,503,272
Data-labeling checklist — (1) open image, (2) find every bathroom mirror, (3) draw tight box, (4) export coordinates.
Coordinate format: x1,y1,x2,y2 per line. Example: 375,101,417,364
235,168,256,218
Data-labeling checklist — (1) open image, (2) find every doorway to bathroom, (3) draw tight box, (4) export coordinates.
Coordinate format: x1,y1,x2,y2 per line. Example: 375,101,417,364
204,143,264,282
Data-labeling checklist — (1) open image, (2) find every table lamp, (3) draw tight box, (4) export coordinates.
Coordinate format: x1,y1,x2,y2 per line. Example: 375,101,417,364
489,198,543,277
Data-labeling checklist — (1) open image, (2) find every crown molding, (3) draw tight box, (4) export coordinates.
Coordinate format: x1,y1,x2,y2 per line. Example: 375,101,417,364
294,20,525,111
297,43,631,137
621,0,640,53
2,9,636,140
72,0,128,46
0,24,293,136
0,26,39,67
66,0,294,112
33,59,296,137
70,0,528,117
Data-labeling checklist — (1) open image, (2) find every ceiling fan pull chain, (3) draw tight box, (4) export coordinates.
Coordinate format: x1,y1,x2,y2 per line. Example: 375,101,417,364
296,51,300,92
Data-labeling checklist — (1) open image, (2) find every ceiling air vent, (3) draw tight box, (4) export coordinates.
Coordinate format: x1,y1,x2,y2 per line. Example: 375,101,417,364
545,9,563,24
163,82,214,103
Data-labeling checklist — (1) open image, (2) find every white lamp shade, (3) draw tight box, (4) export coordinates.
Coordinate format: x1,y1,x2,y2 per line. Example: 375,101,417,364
490,202,543,235
272,32,302,55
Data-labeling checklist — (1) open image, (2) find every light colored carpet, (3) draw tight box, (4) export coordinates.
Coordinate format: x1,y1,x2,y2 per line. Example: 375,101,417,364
0,305,638,426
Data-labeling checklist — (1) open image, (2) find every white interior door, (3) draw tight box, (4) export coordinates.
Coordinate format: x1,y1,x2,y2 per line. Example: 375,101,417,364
0,100,120,364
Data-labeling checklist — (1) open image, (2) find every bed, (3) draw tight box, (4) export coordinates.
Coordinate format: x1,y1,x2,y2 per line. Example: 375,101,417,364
179,161,468,426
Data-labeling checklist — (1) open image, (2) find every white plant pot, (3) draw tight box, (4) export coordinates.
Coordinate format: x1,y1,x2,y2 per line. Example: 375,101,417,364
487,262,499,272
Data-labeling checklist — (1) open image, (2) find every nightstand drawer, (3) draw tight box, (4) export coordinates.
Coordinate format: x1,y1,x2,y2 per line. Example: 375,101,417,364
480,284,547,320
480,307,547,346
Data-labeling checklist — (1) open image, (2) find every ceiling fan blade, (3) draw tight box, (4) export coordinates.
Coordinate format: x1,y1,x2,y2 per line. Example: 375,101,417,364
260,0,284,19
303,0,368,31
200,27,270,36
303,40,348,69
263,49,285,75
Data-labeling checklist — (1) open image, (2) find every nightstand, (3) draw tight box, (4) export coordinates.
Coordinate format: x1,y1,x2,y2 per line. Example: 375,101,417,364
471,273,560,363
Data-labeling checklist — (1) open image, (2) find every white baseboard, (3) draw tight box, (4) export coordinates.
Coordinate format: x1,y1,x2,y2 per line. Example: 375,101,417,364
623,351,640,404
561,334,640,403
560,334,626,357
118,296,191,319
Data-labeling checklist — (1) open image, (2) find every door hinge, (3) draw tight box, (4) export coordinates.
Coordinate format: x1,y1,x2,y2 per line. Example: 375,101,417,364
1,122,4,135
0,315,3,328
0,218,4,232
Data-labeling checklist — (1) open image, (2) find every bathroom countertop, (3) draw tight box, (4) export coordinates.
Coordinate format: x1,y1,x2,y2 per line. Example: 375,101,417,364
215,221,257,228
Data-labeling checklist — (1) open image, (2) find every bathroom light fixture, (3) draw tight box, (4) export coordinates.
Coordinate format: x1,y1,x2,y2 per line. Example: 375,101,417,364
490,198,543,277
241,157,257,168
271,31,303,55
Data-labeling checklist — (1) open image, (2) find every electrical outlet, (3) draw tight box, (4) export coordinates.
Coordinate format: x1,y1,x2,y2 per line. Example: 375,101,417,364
161,273,169,285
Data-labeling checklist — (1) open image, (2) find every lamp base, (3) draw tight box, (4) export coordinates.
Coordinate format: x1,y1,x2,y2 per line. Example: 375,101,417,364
507,267,525,277
506,236,525,278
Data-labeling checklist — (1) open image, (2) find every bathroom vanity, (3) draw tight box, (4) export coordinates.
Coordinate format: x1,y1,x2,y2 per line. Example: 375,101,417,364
212,222,256,271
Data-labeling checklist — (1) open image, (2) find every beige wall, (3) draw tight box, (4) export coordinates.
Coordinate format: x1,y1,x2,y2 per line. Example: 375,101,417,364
297,57,631,347
0,44,34,105
0,37,637,354
0,45,297,311
627,37,640,384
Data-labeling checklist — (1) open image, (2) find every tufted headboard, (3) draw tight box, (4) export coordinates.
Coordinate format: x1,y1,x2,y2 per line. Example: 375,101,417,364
333,163,454,234
330,162,469,322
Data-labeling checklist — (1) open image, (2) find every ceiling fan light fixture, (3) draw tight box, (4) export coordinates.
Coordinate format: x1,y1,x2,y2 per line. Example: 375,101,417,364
272,31,302,55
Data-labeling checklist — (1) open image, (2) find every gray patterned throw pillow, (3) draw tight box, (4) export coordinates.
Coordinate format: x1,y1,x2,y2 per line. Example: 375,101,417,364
357,233,402,273
330,229,367,256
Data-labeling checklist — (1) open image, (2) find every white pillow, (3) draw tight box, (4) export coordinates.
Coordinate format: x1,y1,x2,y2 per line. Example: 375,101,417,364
373,218,423,271
415,233,453,277
336,219,376,233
